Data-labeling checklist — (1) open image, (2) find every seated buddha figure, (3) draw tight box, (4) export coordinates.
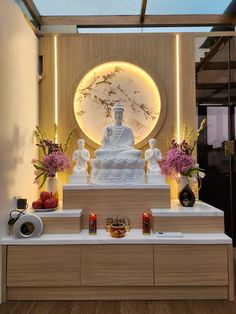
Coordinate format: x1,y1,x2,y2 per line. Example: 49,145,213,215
95,103,141,160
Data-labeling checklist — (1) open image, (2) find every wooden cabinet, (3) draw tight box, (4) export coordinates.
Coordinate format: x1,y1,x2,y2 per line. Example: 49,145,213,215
7,245,81,287
5,243,233,301
154,244,229,286
81,245,154,286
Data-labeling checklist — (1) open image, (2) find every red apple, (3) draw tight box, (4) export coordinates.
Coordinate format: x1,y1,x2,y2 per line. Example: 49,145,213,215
40,191,51,201
44,197,58,209
32,199,43,209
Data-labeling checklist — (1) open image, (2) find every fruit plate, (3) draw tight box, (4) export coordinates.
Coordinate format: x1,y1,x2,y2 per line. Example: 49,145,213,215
32,207,58,212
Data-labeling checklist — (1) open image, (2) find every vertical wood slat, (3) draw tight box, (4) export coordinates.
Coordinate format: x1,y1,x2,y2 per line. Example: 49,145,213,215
179,34,196,134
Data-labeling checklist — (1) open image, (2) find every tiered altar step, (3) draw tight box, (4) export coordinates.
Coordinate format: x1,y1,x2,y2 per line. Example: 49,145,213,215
63,183,170,229
151,200,224,233
9,209,83,235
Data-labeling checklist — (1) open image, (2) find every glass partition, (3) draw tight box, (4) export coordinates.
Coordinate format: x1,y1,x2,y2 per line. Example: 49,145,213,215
196,36,236,243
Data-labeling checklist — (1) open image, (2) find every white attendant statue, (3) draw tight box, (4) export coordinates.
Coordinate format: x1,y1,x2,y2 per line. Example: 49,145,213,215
145,139,166,184
69,139,90,184
91,102,144,184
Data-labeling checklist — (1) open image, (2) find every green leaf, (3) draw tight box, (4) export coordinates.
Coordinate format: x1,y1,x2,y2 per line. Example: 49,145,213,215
34,171,45,181
63,128,76,153
39,173,48,189
33,164,44,171
54,123,58,143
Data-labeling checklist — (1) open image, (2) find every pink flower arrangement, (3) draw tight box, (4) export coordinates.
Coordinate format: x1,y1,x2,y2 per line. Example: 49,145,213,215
161,119,206,178
32,126,74,188
161,147,196,177
42,151,70,177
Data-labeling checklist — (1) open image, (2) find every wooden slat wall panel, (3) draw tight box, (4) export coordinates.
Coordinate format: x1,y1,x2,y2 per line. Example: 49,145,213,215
154,244,228,286
57,34,175,149
39,34,196,197
56,34,176,190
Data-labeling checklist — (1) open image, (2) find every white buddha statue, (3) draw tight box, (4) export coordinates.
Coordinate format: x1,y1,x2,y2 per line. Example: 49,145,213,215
91,102,144,184
69,139,90,184
145,138,166,184
95,103,141,160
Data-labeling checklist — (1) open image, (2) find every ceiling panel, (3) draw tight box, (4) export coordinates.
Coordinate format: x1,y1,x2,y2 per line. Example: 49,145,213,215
146,0,232,15
33,0,142,16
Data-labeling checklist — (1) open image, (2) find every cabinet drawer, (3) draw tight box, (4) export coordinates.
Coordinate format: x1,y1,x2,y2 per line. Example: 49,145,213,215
154,244,228,286
81,245,154,286
7,245,81,287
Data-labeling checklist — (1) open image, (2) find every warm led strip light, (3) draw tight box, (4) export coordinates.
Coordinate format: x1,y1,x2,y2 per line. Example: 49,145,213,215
54,35,58,143
176,34,180,143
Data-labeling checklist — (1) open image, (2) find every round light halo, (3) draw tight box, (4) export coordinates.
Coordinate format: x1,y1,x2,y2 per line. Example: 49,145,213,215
73,61,162,148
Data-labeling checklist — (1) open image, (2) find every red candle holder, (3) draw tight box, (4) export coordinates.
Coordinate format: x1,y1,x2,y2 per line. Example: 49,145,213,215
142,212,151,235
89,213,97,235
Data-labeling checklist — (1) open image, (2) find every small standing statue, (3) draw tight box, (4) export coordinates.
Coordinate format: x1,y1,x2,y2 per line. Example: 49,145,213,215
69,139,90,184
145,138,166,184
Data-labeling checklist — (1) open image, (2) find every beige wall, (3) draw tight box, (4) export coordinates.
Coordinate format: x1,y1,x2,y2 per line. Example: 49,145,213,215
0,0,38,298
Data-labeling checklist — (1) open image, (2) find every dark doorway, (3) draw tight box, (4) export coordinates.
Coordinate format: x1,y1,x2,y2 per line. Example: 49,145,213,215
196,36,236,245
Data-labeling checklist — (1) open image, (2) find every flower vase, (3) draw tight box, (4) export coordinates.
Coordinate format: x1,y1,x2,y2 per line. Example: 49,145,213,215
177,176,190,192
46,176,59,198
177,176,195,207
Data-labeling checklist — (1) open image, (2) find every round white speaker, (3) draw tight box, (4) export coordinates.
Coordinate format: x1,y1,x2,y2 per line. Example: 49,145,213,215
13,214,43,238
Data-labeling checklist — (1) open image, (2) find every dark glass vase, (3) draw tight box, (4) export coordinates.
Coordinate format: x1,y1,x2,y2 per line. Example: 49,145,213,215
178,184,195,207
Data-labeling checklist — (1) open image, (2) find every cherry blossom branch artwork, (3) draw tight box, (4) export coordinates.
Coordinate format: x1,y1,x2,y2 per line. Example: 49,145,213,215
73,62,161,146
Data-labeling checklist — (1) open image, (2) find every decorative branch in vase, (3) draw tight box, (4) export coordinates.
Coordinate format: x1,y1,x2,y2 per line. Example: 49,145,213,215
160,119,206,206
32,125,75,190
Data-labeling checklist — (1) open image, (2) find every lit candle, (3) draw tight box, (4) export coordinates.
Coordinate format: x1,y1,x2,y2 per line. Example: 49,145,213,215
142,212,151,235
89,213,97,235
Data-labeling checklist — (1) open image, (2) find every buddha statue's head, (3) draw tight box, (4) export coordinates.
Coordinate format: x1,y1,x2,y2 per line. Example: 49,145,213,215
149,138,157,149
77,139,85,149
112,103,124,125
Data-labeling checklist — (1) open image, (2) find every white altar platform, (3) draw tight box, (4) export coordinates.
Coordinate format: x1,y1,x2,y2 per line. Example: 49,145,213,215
1,229,232,245
63,183,170,190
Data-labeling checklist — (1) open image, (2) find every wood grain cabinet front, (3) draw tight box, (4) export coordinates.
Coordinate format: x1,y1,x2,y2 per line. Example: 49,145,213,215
81,244,154,286
7,245,81,287
154,244,229,286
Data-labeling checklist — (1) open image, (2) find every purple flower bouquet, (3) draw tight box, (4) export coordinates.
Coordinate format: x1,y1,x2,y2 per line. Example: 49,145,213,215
32,126,74,188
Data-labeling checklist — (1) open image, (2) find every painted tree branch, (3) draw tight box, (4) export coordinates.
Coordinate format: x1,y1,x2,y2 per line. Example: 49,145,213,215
77,66,157,120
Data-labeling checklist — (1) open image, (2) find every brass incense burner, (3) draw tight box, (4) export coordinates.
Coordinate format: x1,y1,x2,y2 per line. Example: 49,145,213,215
108,216,128,238
110,222,126,238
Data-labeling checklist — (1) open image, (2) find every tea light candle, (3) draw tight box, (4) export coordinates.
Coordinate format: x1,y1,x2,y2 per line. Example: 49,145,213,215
89,213,97,235
142,212,151,235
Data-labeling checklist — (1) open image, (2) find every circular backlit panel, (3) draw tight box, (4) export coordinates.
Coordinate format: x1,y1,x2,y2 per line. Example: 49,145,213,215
74,61,162,147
